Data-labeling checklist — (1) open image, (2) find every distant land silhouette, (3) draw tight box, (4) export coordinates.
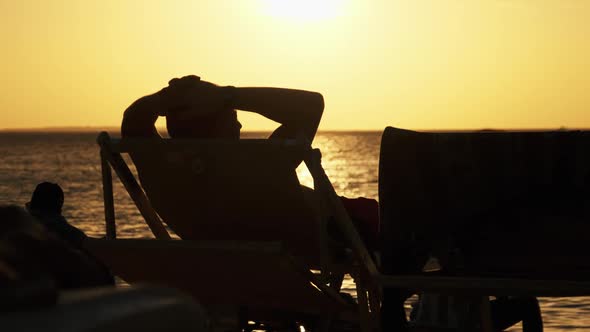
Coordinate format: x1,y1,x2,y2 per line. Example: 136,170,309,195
0,126,384,134
0,124,584,134
0,126,123,133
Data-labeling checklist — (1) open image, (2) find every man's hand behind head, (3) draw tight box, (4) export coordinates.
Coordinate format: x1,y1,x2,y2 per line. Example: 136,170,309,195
159,75,227,120
168,75,200,87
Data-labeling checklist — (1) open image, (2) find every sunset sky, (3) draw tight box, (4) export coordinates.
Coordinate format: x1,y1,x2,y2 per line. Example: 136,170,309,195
1,0,589,131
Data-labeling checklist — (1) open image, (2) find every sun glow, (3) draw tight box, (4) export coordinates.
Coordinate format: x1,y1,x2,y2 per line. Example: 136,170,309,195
2,1,590,130
261,0,347,21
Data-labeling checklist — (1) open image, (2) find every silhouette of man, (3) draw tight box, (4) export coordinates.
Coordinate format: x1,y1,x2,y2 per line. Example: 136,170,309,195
121,75,379,242
26,182,87,248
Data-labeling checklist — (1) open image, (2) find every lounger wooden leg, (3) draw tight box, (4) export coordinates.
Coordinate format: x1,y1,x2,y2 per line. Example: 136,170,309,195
100,150,116,239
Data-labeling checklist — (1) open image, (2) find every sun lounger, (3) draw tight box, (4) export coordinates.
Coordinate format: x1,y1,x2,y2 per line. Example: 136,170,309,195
88,132,381,332
378,126,590,330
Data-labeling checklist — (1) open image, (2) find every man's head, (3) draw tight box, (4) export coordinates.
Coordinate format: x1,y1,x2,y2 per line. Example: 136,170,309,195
163,76,242,139
166,108,242,139
26,182,64,215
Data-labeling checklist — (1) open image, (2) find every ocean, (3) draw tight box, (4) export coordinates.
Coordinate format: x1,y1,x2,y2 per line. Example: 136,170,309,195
0,131,588,331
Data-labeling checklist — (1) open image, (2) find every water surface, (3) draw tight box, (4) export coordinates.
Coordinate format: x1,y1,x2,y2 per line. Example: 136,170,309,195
0,131,588,331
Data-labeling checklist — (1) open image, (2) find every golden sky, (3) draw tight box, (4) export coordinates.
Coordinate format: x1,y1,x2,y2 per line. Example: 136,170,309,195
1,0,589,130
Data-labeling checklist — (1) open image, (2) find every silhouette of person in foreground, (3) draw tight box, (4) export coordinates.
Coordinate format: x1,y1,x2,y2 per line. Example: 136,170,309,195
0,205,114,289
26,182,87,248
121,75,379,247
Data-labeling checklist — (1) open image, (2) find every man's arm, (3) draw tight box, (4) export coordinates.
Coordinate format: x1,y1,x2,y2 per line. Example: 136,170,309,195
121,92,166,138
161,76,324,141
231,87,324,142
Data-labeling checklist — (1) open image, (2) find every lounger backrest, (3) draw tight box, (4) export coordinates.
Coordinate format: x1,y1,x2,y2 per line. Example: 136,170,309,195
111,138,321,259
379,127,590,276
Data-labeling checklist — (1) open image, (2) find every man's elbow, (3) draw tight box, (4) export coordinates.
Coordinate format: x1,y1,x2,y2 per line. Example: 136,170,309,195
121,105,138,137
305,92,323,134
308,92,324,118
121,96,159,138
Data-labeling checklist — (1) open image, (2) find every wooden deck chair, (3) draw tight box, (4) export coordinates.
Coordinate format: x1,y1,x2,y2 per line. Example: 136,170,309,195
86,132,381,332
378,127,590,331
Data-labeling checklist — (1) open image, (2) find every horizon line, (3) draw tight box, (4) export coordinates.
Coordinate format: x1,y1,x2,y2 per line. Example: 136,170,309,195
1,125,587,133
0,126,383,133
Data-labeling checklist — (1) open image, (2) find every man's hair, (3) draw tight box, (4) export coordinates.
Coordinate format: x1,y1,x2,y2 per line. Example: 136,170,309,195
28,182,64,215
